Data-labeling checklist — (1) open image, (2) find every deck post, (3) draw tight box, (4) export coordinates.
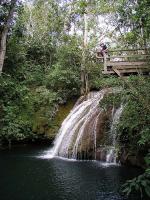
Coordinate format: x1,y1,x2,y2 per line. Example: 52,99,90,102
103,53,107,72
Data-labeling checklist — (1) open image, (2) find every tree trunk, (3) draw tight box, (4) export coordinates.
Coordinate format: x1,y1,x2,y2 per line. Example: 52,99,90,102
0,29,8,74
0,0,17,74
81,12,89,95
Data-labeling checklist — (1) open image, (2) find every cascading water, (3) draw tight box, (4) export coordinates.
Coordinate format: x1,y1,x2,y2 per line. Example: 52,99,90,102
105,105,124,163
44,88,123,163
49,90,105,159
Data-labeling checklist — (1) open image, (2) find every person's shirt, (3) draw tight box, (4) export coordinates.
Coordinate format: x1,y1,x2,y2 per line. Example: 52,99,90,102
102,44,107,51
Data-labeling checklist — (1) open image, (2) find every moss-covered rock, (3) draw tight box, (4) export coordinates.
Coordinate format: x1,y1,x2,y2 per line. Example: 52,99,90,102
32,100,76,140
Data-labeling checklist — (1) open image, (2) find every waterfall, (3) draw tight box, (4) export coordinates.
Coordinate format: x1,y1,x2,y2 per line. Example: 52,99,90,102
106,105,123,163
49,90,105,159
44,88,123,163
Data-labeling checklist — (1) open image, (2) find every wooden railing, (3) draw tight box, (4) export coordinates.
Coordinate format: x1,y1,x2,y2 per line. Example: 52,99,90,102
96,49,150,76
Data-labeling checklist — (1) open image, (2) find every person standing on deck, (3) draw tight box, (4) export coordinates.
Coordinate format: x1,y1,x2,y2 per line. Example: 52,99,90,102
96,43,108,59
100,43,108,57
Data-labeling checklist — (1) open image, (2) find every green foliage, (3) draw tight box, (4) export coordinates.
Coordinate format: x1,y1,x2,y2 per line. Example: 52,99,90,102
117,77,150,150
122,169,150,198
0,1,82,145
0,75,34,142
115,0,150,47
56,36,82,70
46,64,80,100
0,0,22,32
100,91,123,111
91,76,123,90
138,129,150,146
0,73,61,143
122,154,150,198
114,77,150,199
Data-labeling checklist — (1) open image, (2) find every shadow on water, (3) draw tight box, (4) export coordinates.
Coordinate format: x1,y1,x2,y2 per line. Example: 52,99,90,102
0,145,145,200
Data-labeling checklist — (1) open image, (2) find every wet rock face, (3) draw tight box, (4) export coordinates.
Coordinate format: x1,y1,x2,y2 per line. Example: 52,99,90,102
96,108,112,146
119,148,146,168
77,109,113,160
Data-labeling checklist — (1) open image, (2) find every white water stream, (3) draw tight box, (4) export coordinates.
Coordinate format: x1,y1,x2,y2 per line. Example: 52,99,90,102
44,89,123,163
106,105,124,163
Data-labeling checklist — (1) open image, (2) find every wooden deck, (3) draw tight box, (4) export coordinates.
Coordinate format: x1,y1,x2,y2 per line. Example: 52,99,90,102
96,49,150,76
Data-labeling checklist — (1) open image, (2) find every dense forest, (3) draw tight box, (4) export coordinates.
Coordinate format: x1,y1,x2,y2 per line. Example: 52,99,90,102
0,0,150,198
